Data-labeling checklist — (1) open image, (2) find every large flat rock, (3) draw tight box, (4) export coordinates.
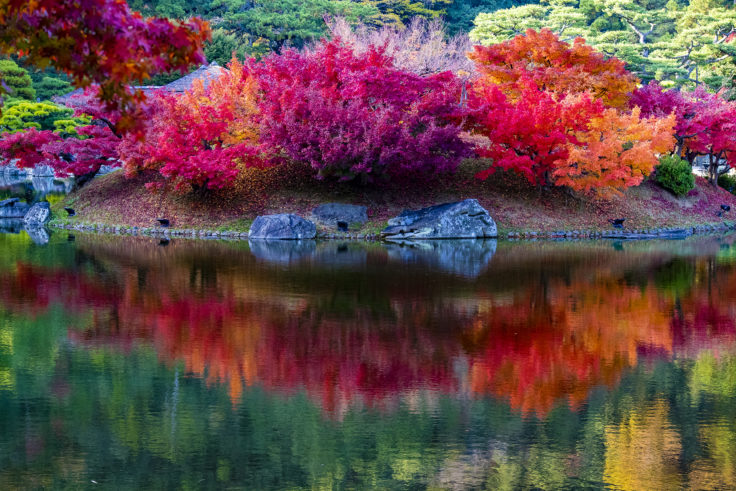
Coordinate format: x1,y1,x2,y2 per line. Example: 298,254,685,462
382,199,497,239
249,213,317,240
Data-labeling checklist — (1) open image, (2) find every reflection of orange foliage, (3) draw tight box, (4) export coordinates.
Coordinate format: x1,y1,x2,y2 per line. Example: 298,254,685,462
3,242,736,417
465,279,674,416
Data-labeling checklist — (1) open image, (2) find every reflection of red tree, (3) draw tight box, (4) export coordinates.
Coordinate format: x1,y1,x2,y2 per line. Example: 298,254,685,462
464,280,674,415
5,255,736,417
53,268,462,412
1,263,118,313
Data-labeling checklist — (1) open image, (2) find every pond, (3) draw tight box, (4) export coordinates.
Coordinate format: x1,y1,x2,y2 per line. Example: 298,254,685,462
1,231,736,489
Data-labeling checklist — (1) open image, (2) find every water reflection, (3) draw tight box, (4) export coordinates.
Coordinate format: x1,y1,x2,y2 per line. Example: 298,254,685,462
385,239,497,277
0,233,736,487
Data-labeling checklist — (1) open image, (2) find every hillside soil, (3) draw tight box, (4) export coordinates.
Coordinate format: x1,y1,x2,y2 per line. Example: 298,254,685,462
53,162,736,236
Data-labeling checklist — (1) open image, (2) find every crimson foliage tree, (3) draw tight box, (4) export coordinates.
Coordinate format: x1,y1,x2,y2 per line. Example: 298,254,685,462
256,39,469,182
118,59,265,191
0,0,210,128
466,81,601,186
0,89,122,179
632,83,736,185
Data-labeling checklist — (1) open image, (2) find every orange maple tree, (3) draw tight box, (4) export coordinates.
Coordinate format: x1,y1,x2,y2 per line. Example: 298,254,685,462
468,29,639,108
553,108,676,194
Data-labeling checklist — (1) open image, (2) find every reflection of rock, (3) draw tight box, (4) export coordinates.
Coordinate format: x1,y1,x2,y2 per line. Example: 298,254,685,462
249,239,317,265
24,226,50,245
23,202,51,226
0,198,29,218
312,243,368,268
385,239,497,278
382,199,497,239
30,165,55,177
250,240,369,267
0,219,24,234
0,166,28,187
249,214,317,240
311,203,368,228
30,176,71,195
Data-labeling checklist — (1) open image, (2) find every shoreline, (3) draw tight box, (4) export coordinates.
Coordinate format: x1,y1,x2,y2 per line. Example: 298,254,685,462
48,219,736,242
38,166,736,243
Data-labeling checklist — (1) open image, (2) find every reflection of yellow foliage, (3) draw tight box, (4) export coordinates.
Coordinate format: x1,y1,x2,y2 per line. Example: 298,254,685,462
689,419,736,490
0,321,13,391
690,351,736,399
604,399,682,490
391,454,422,482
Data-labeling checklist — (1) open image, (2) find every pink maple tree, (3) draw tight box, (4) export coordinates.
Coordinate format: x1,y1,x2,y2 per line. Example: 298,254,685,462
632,82,736,184
256,39,469,183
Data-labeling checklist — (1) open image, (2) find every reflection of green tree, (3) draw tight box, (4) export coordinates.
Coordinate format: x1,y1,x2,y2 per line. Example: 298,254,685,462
653,257,695,299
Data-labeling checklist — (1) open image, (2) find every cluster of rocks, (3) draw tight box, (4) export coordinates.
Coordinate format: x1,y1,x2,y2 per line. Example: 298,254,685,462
54,222,251,240
246,200,498,241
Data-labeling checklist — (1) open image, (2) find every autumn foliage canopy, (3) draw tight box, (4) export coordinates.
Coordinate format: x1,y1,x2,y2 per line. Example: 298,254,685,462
0,23,729,195
466,29,676,194
255,39,469,182
468,28,639,109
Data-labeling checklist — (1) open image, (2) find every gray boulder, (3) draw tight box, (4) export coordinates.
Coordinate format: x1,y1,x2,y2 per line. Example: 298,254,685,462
0,198,30,218
382,199,497,239
23,201,51,226
249,213,317,240
311,203,368,228
30,164,55,177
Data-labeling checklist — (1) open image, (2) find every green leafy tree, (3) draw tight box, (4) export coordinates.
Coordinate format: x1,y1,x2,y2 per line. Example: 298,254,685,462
209,0,379,53
34,76,72,101
127,0,212,17
204,28,249,65
0,59,35,101
0,100,88,133
469,0,736,88
445,0,540,34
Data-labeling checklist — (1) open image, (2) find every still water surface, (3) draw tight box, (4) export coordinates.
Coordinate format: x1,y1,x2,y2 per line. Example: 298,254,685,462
1,232,736,489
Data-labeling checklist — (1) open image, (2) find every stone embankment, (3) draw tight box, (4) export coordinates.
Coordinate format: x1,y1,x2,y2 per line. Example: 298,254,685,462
47,198,736,241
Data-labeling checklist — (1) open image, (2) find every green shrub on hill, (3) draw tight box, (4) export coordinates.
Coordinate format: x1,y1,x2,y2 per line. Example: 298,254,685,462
656,155,695,196
718,174,736,194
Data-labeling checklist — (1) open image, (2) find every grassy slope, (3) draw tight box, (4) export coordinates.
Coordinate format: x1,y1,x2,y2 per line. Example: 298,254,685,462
53,163,736,235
